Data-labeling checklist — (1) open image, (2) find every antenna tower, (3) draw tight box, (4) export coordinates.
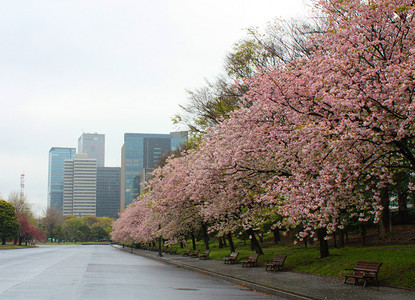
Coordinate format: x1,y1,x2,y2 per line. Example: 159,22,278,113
20,173,25,200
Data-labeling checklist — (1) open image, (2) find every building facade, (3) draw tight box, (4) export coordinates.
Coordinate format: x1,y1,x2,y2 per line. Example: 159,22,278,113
96,167,121,219
78,133,105,167
63,153,97,217
48,147,76,212
120,131,187,209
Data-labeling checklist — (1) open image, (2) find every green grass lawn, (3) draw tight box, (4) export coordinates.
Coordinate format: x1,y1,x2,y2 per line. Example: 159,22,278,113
36,241,110,245
279,245,415,289
171,237,415,290
0,241,110,249
0,243,36,249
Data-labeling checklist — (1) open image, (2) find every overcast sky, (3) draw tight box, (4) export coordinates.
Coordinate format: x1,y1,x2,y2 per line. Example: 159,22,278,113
0,0,312,216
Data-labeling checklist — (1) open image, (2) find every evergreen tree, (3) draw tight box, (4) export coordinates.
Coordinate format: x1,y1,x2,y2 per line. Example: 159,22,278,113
0,200,19,245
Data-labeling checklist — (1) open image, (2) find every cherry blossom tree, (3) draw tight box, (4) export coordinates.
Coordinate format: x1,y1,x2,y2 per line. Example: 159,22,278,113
237,0,415,256
185,0,415,257
111,197,154,245
145,153,212,249
112,0,415,259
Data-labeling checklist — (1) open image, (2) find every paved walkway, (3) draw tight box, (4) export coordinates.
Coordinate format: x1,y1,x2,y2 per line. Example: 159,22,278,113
113,245,415,300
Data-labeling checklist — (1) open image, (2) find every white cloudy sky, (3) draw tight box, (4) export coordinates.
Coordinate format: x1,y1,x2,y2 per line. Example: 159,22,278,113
0,0,312,216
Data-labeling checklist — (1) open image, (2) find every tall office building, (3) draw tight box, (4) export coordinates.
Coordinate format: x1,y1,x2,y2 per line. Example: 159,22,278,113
63,153,97,217
96,167,121,219
48,147,76,212
78,133,105,167
120,131,187,209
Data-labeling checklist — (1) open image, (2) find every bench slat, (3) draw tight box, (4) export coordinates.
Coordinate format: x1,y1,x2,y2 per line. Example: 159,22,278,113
342,261,382,287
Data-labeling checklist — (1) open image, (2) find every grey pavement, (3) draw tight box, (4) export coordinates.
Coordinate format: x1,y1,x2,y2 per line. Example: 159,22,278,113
0,245,281,300
113,245,415,300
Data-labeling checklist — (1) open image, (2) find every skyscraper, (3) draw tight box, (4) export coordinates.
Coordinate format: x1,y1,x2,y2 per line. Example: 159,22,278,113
120,131,187,209
96,167,121,219
63,153,97,217
48,147,76,212
78,133,105,167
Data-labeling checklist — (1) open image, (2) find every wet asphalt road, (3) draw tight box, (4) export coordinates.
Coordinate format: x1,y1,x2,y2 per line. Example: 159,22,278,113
0,245,281,300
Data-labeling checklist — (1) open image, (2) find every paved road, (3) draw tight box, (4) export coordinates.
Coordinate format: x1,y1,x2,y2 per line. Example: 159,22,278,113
0,245,281,300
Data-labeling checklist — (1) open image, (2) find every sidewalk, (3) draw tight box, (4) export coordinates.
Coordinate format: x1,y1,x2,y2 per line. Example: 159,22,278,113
112,245,415,300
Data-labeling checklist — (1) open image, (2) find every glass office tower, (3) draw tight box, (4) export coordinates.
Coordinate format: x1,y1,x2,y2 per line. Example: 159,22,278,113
96,167,121,219
120,132,187,209
48,147,76,212
78,133,105,167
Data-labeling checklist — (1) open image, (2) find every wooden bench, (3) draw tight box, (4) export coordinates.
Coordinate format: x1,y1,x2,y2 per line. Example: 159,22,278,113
264,255,287,271
341,261,382,287
223,252,239,264
190,249,200,258
182,249,191,256
241,253,260,267
199,250,210,260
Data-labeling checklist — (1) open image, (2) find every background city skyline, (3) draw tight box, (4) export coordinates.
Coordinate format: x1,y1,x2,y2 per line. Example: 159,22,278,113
0,0,311,216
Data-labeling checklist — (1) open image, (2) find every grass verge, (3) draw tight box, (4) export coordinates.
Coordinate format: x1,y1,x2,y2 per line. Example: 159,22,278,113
170,238,415,290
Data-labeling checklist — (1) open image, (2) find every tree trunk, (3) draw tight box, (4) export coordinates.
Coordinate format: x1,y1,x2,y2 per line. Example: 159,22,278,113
398,189,408,225
339,229,345,248
201,223,209,250
250,234,254,251
273,228,281,244
191,232,196,250
256,231,263,243
1,238,6,245
222,237,227,247
361,224,367,245
380,186,391,237
247,228,264,255
317,228,329,258
333,232,337,248
218,237,223,248
227,233,235,252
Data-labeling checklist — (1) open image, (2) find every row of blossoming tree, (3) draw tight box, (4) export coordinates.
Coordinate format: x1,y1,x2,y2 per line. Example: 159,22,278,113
112,0,415,258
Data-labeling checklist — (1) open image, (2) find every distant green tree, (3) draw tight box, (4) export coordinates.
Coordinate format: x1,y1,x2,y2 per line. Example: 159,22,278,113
91,226,109,241
64,218,84,241
54,225,66,242
94,217,114,235
0,200,19,245
82,215,99,227
77,224,91,242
